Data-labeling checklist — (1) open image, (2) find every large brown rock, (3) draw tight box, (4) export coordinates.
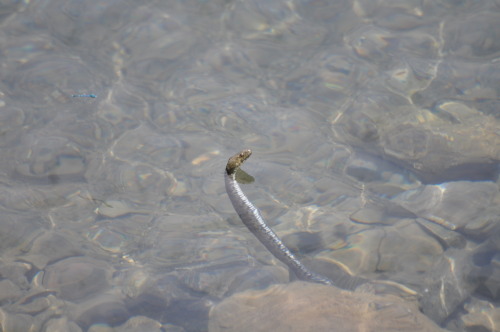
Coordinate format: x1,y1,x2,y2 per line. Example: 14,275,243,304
209,282,447,332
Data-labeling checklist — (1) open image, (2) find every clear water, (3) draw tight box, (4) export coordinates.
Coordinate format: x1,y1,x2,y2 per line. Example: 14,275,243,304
0,0,499,331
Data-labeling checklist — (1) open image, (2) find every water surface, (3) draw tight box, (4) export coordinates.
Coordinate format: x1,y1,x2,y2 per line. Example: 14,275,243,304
0,0,499,331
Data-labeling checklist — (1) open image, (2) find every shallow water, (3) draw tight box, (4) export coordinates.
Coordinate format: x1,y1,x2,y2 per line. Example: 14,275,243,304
0,0,499,331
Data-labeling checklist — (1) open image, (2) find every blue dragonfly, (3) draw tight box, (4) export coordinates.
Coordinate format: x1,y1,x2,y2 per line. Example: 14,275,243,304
72,93,97,98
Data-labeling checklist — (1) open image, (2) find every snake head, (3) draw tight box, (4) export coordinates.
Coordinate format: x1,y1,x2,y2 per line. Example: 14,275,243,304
226,149,252,175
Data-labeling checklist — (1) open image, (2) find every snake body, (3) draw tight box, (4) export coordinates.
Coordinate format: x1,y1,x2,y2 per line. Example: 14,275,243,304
225,149,333,285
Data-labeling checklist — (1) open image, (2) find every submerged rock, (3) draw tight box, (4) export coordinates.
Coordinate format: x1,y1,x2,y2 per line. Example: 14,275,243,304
419,249,478,324
392,181,499,237
209,281,446,332
41,257,112,302
332,98,500,184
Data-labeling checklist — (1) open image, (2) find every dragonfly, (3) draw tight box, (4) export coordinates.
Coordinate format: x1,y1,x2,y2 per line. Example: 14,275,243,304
72,94,97,98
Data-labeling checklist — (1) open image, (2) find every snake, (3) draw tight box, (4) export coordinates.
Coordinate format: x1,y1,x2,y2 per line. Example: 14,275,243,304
225,149,333,285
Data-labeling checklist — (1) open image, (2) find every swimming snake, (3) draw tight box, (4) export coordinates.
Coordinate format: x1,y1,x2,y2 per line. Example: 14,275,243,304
225,149,333,285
